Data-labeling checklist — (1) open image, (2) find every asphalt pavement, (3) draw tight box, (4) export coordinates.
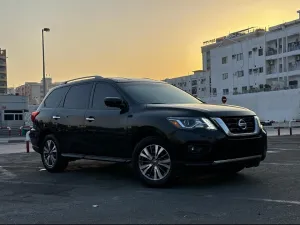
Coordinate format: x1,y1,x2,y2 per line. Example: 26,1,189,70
0,136,300,223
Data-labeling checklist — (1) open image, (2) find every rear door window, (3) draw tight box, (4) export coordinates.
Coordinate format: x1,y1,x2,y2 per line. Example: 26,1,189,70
43,86,69,108
63,83,93,109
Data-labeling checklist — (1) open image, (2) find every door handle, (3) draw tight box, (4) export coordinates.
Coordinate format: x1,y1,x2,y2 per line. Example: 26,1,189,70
52,115,60,119
86,117,95,122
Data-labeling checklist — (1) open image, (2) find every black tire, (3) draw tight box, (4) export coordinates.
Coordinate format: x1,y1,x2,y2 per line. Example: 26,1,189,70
40,134,69,173
132,136,175,188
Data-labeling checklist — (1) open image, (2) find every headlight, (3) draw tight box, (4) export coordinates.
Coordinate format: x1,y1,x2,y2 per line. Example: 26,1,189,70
167,117,217,130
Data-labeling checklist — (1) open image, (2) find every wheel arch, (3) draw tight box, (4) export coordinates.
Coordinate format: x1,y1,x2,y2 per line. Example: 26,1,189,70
131,126,168,151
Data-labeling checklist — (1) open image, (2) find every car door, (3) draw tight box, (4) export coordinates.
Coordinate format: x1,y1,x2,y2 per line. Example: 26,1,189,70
52,82,93,155
83,82,130,158
41,86,70,151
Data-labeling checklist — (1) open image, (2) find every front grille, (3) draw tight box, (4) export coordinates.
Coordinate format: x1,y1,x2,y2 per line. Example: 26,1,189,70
221,116,255,134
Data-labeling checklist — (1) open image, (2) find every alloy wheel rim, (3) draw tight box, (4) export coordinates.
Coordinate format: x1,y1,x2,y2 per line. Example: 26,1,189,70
138,144,171,181
43,140,58,168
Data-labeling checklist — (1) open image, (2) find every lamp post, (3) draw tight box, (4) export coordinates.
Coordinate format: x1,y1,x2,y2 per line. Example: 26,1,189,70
42,28,50,98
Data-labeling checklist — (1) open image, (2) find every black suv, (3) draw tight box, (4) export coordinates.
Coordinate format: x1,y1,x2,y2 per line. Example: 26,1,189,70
30,76,268,187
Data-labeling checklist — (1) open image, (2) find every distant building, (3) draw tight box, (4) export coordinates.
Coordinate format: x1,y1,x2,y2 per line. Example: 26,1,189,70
163,70,211,98
0,48,7,94
16,76,61,105
6,87,15,95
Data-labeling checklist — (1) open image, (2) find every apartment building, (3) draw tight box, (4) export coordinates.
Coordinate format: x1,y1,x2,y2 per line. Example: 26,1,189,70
0,48,7,94
201,10,300,97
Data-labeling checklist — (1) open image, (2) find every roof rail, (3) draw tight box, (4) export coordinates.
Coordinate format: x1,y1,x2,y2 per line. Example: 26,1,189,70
62,75,103,84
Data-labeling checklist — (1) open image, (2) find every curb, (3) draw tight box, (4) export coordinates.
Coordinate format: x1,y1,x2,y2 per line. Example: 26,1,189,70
8,140,26,143
0,140,26,144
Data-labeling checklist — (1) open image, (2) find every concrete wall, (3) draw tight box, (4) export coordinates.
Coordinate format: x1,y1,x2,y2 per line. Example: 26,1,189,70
202,88,300,122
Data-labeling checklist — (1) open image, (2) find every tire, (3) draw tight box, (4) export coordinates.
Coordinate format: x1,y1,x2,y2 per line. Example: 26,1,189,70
132,136,175,188
40,134,69,173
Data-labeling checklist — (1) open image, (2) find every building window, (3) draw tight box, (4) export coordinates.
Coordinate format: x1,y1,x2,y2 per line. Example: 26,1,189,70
191,87,197,95
201,87,206,91
212,88,217,95
222,73,228,80
200,78,206,84
249,69,252,75
4,113,23,121
237,53,243,61
236,70,244,77
233,87,238,93
259,67,264,73
258,48,263,56
191,80,197,86
249,51,252,58
15,114,23,120
242,86,247,93
222,57,227,64
4,114,14,120
223,89,229,95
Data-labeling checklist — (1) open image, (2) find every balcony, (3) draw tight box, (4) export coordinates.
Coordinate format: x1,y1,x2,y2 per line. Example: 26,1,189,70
288,41,300,52
266,67,277,75
288,62,300,72
266,48,277,56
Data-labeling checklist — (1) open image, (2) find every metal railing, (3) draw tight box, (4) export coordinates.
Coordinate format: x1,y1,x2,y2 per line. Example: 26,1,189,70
288,42,300,52
266,68,277,75
288,62,300,72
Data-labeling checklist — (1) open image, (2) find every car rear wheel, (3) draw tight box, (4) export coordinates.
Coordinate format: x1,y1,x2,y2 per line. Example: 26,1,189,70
41,134,68,173
133,137,175,188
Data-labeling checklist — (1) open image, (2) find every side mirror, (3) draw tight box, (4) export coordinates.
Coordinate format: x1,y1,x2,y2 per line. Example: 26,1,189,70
104,97,126,109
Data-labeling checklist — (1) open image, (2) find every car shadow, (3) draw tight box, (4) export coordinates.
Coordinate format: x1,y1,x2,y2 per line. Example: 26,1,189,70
62,160,261,189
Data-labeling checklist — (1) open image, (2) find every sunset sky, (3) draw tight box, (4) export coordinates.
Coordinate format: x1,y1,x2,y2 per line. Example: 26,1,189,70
0,0,299,87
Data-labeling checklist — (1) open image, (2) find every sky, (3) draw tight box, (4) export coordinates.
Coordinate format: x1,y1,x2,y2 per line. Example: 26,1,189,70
0,0,299,87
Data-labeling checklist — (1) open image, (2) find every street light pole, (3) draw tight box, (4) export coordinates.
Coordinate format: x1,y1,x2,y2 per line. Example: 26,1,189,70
42,28,50,98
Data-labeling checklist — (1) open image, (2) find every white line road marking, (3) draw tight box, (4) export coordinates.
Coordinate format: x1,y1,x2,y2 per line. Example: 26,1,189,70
267,151,280,153
0,166,16,179
0,180,109,189
268,148,300,151
235,197,300,206
262,162,300,166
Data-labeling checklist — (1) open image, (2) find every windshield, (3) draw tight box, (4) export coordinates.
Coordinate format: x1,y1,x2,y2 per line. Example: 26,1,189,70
119,82,203,104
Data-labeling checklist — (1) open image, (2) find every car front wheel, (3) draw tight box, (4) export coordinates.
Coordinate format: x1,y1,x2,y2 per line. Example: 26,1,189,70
133,137,174,188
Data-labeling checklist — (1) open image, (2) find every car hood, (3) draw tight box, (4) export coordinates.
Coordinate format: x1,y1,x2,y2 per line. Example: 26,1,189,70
145,103,256,117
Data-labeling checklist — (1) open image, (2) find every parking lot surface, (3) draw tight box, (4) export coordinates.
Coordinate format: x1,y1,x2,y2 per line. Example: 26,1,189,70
0,136,300,224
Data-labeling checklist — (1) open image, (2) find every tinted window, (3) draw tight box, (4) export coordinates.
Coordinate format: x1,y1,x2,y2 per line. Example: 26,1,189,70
44,87,69,108
119,82,202,104
92,83,121,109
63,83,93,109
4,115,14,120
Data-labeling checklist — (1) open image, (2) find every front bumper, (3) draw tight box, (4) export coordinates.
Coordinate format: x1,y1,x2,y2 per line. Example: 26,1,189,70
168,128,267,167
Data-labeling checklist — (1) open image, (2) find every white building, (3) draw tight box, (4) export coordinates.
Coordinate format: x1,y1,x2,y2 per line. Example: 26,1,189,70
164,10,300,122
201,10,300,97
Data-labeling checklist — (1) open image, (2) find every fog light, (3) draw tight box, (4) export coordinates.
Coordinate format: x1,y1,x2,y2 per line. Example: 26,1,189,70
188,145,206,153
